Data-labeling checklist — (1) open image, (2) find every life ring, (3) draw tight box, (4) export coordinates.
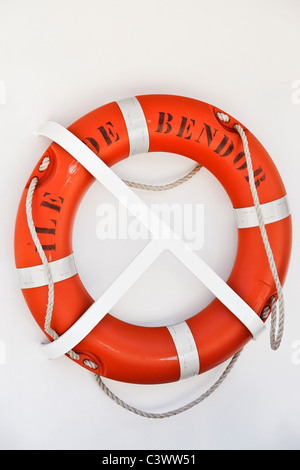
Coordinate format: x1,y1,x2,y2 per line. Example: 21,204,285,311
14,94,292,385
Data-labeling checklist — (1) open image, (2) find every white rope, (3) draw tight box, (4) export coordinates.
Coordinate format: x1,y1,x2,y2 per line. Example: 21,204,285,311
233,122,284,350
217,113,284,350
122,163,202,191
95,350,242,419
25,158,79,361
216,112,230,123
25,115,286,417
26,175,57,340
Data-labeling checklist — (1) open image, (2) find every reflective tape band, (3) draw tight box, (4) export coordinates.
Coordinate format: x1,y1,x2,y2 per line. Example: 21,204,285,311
167,322,200,380
235,195,290,229
17,253,77,289
116,97,149,156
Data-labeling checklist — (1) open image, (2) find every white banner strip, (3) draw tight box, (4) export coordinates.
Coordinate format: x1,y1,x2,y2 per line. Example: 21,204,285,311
18,253,77,289
235,195,290,229
167,322,200,379
36,119,265,360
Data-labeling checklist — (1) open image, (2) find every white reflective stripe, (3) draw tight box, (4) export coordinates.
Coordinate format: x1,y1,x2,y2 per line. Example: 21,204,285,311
17,253,77,289
36,121,265,359
167,322,200,379
116,97,149,156
235,195,290,229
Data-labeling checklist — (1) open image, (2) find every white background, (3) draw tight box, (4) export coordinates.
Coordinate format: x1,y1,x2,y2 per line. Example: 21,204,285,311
0,0,300,450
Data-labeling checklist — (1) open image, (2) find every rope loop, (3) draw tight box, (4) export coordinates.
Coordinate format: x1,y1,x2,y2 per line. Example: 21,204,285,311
217,113,285,351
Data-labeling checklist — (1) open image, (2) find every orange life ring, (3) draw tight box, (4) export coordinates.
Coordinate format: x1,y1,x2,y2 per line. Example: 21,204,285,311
14,94,292,384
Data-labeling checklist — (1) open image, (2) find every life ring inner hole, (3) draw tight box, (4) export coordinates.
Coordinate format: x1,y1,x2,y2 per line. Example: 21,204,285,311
72,151,238,327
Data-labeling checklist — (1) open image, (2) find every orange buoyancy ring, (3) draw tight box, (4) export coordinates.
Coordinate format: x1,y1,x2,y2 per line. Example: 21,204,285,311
14,94,292,384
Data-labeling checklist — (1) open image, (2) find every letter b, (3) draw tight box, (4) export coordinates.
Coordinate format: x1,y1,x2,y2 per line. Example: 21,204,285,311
156,112,173,133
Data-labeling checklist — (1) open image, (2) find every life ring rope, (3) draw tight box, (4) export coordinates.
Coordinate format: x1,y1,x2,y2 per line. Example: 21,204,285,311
231,120,284,351
123,162,202,191
23,108,285,418
95,349,243,419
25,171,80,361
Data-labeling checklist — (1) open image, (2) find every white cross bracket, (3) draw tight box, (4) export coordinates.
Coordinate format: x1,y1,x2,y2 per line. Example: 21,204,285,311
35,113,265,361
